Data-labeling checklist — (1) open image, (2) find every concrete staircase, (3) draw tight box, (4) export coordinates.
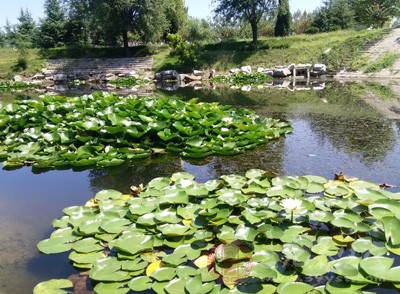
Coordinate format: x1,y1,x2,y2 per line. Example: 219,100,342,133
43,57,154,80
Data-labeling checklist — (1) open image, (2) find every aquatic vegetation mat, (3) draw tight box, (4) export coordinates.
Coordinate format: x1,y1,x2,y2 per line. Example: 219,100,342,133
0,81,39,90
109,77,148,87
0,92,291,169
36,170,400,293
211,73,273,87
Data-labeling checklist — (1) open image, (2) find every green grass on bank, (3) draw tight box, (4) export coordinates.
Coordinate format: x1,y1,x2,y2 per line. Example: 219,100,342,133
0,49,44,79
0,29,387,79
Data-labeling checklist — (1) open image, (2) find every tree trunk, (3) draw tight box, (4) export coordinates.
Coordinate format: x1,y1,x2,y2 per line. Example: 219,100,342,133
123,30,129,57
250,20,258,45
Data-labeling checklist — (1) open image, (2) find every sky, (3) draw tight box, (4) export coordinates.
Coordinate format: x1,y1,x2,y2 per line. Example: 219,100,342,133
0,0,324,27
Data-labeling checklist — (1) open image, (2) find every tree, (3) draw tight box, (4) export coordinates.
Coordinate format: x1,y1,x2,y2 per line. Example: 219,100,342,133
15,9,39,48
214,0,276,45
0,29,5,48
39,0,67,48
274,0,291,36
3,20,17,48
312,0,356,32
353,0,400,28
64,0,91,45
292,10,314,34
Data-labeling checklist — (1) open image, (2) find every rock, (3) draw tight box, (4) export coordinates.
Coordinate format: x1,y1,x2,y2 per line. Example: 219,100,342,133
313,64,327,72
265,70,274,77
297,64,312,69
273,68,291,78
32,73,45,80
193,70,204,76
13,75,23,82
155,70,179,81
257,67,265,73
241,85,252,92
288,64,296,72
53,74,68,82
118,73,126,77
240,65,252,74
229,68,241,74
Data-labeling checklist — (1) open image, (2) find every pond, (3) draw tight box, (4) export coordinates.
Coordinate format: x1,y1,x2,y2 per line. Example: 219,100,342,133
1,81,400,293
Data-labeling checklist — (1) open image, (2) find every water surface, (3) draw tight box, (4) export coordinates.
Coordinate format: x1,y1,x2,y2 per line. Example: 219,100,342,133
1,82,400,293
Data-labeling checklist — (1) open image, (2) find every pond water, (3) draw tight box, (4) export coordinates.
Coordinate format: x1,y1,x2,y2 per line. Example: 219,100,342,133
1,82,400,293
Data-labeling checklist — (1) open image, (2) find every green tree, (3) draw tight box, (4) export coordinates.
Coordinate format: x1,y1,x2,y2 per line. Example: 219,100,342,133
3,20,16,48
164,0,188,37
292,10,314,34
274,0,291,36
353,0,400,28
90,0,170,54
64,0,91,45
214,0,276,45
0,29,4,48
15,9,39,48
312,0,356,32
39,0,67,48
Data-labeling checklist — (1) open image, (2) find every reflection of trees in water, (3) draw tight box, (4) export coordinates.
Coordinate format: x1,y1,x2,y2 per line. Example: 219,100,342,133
203,140,285,179
89,156,184,193
307,114,395,164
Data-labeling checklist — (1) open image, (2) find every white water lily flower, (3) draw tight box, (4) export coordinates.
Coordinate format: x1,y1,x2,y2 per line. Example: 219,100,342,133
281,198,302,212
222,117,233,124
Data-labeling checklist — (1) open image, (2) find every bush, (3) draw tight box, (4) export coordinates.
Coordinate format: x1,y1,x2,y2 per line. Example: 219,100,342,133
305,27,320,34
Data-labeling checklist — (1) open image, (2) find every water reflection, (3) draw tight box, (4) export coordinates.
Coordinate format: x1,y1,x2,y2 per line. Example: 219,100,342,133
1,82,400,293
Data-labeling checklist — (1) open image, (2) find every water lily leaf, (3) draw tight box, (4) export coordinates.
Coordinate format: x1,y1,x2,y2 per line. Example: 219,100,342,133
306,181,325,194
159,224,190,236
309,210,334,222
170,172,195,182
360,256,400,282
221,174,248,189
279,226,310,243
111,233,153,255
325,280,366,294
218,190,246,206
96,190,123,200
267,185,296,198
380,216,400,245
349,180,380,190
162,253,188,267
151,267,177,282
303,175,328,184
37,237,74,254
186,184,210,196
155,209,182,223
94,282,129,294
194,255,213,269
164,278,188,294
69,251,106,266
185,274,203,294
161,190,189,205
301,255,329,276
33,279,73,294
277,282,314,294
331,217,355,229
352,238,387,256
245,169,267,179
235,225,258,242
249,263,277,279
204,180,224,191
146,260,163,276
311,237,339,256
89,258,131,282
152,281,169,294
101,218,131,234
282,243,310,262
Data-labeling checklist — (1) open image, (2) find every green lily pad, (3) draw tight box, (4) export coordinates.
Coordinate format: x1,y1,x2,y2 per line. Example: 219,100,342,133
33,279,73,294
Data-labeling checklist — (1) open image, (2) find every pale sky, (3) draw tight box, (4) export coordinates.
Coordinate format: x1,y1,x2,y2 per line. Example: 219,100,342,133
0,0,324,27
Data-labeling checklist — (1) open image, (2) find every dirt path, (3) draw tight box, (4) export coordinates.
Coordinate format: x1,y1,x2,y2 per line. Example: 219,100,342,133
365,28,400,77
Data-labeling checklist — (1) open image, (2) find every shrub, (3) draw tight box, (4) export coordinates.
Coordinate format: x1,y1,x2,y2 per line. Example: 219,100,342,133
305,27,320,34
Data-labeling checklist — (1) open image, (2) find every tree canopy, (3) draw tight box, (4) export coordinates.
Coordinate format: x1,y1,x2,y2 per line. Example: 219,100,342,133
214,0,276,45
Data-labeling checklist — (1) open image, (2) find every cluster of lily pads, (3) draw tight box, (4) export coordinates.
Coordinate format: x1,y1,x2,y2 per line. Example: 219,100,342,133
211,73,273,87
35,170,400,293
0,92,291,169
109,77,149,87
0,81,39,90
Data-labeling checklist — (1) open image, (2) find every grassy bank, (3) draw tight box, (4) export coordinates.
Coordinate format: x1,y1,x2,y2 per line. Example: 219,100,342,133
0,29,386,78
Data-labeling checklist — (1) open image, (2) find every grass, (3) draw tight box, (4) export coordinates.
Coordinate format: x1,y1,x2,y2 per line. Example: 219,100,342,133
0,49,44,79
0,29,389,78
364,52,400,73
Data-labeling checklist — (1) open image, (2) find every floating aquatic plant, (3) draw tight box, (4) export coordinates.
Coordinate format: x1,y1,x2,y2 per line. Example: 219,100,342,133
211,73,273,87
35,170,400,293
0,92,291,169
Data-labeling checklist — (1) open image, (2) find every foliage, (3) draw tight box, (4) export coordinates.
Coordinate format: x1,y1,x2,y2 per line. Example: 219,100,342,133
211,72,273,86
274,0,291,37
364,52,400,72
354,0,400,28
109,77,149,87
0,81,39,90
35,170,400,293
312,0,355,32
214,0,276,45
167,33,203,69
291,10,314,35
38,0,67,48
0,92,291,169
